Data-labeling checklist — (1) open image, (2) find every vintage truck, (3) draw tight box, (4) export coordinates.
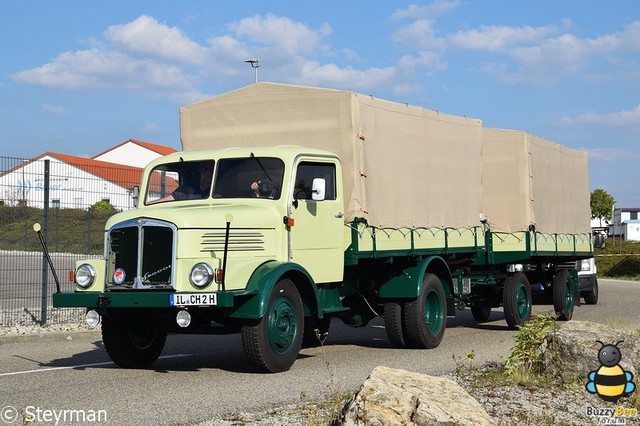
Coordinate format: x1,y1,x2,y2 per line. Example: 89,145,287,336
53,83,594,373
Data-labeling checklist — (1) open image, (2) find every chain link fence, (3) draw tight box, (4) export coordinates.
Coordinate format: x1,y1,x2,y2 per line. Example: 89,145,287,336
0,155,140,326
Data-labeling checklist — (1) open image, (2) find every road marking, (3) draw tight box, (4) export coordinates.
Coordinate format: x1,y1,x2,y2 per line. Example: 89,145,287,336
0,354,192,377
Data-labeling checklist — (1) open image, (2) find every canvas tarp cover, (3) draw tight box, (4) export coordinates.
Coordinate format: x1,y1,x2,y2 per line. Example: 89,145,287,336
482,128,590,234
180,82,484,229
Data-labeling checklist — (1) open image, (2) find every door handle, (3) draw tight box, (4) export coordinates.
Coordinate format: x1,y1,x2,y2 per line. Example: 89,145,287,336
335,212,344,218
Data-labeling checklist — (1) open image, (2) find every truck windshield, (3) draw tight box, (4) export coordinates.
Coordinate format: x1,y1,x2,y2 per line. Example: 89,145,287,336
145,159,215,204
214,157,284,199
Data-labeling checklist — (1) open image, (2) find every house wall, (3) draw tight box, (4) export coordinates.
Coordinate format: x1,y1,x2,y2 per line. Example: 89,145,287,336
0,156,136,210
93,142,164,168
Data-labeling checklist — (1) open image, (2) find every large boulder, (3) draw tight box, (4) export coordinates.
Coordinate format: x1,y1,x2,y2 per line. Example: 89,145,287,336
542,320,640,382
341,366,493,426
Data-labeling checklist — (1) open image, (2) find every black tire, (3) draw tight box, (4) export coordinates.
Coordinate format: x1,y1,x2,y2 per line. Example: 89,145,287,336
241,279,303,373
471,302,492,322
583,277,599,305
301,316,331,348
101,309,167,369
384,302,406,348
503,272,532,329
403,273,447,349
553,269,574,321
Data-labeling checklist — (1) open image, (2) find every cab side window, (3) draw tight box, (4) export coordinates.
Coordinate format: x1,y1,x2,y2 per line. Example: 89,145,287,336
294,162,336,200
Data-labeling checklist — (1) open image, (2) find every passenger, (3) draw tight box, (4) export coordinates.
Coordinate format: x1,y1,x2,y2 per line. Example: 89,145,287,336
151,162,213,203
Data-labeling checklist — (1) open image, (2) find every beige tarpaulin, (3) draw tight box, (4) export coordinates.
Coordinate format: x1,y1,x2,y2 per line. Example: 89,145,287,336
181,82,483,229
180,83,589,234
482,128,590,234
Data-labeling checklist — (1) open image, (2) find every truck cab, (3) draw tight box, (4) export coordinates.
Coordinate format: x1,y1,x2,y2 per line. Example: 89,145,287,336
56,146,346,372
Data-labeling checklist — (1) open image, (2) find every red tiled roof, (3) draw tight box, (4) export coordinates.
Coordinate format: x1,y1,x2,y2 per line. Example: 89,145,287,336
43,152,146,189
91,139,177,159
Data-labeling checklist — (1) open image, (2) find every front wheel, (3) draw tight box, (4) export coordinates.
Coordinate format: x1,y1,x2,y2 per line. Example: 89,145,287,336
241,279,303,373
101,309,167,369
503,272,532,329
553,269,574,320
402,273,446,349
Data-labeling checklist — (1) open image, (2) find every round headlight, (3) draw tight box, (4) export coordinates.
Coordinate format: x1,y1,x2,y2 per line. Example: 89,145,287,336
76,264,96,288
85,309,101,327
190,263,213,288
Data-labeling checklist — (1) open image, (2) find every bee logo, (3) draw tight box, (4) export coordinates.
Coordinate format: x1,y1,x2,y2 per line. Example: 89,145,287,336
585,340,636,402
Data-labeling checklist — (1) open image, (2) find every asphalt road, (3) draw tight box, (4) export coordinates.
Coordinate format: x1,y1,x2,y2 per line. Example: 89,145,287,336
1,279,638,425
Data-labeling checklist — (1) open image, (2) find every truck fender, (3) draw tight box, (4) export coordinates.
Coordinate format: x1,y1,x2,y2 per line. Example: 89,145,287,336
229,261,319,320
378,256,453,300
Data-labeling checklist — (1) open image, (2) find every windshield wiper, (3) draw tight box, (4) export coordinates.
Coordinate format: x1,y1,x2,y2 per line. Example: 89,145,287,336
250,152,274,183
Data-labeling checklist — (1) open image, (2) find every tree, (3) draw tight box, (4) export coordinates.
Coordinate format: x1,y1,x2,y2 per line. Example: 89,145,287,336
590,188,615,227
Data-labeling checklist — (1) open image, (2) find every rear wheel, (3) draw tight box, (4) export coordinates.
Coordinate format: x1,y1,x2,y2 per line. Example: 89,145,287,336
471,302,492,322
503,272,532,329
403,273,446,349
241,279,303,373
583,277,599,305
301,316,330,348
102,309,167,369
553,269,574,320
384,302,406,348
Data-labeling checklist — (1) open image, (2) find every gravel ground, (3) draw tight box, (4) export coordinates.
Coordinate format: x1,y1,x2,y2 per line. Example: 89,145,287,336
2,322,638,425
199,362,640,425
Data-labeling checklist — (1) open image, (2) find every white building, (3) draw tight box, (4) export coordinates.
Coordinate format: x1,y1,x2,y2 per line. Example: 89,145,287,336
609,207,640,238
0,139,176,211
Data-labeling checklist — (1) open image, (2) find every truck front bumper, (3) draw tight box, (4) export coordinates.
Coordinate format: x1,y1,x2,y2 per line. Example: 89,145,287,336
53,290,254,309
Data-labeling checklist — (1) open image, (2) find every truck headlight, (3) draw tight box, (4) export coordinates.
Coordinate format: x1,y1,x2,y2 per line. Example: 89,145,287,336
581,259,591,272
190,263,214,288
76,264,96,288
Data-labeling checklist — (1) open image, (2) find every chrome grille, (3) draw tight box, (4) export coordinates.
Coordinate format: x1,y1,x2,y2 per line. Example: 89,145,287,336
107,219,175,289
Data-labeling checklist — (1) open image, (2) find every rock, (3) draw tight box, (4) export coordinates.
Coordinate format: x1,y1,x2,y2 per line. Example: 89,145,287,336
342,366,494,426
542,320,640,382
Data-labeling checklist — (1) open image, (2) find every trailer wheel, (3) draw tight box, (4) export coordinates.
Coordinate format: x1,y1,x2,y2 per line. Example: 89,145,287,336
241,279,303,373
471,303,492,322
384,302,406,348
503,272,532,329
102,309,167,369
583,277,599,305
301,316,330,348
403,273,446,349
553,269,574,320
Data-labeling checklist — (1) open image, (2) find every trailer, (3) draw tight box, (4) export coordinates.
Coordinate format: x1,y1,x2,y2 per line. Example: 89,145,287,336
53,83,593,372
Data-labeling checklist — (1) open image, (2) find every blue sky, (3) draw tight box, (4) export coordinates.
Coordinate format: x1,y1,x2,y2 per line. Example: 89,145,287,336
1,1,639,206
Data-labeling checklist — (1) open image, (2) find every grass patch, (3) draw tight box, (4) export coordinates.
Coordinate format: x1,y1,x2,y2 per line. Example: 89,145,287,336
595,238,640,280
0,205,114,254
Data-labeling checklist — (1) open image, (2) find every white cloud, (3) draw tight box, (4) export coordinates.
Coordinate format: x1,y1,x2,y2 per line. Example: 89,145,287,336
449,25,558,52
390,1,461,21
585,147,640,162
561,104,640,127
42,104,72,114
296,61,397,90
106,15,208,65
230,14,331,56
392,19,446,50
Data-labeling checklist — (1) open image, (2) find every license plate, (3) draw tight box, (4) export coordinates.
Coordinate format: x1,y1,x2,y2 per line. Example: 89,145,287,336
170,293,217,306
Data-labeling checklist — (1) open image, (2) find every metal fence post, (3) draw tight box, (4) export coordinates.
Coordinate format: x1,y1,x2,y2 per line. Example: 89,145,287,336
40,159,50,324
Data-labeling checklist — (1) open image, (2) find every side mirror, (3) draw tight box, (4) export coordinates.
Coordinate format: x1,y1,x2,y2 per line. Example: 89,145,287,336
311,178,326,201
131,185,140,208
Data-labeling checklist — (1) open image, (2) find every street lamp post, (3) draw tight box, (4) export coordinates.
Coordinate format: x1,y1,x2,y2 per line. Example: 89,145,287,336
244,58,260,83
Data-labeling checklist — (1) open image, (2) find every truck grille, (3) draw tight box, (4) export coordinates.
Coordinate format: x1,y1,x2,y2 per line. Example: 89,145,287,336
107,219,176,289
200,230,265,252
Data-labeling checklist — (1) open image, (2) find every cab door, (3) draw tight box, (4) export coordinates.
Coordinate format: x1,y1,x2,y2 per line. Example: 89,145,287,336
288,158,344,283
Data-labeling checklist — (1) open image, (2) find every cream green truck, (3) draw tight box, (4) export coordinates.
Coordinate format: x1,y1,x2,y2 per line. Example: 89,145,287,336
53,83,594,373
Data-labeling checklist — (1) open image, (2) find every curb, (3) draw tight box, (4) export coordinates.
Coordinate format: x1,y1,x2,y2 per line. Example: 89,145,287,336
0,329,101,345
